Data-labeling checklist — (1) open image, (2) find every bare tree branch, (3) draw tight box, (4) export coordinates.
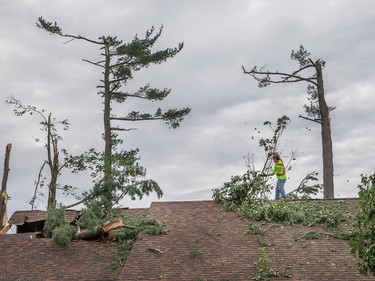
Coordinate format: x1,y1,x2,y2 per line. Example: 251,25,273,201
64,199,85,209
110,127,137,131
61,33,103,45
110,116,164,122
242,65,318,86
82,59,105,68
31,161,47,210
298,114,321,124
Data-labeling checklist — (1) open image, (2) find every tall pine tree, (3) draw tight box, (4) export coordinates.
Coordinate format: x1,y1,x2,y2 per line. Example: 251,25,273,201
37,17,190,212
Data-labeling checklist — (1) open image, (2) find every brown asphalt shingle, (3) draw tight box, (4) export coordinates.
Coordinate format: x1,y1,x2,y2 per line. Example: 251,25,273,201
9,209,80,225
1,199,374,281
0,232,121,281
120,201,263,280
119,200,375,281
0,207,149,281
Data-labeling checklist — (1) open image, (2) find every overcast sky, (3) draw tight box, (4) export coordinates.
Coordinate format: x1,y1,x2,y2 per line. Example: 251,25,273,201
1,0,375,219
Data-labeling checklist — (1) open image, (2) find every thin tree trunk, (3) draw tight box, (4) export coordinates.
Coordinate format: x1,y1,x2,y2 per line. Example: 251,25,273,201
102,38,115,211
315,60,334,199
103,38,112,179
47,114,58,209
48,138,59,208
1,144,12,230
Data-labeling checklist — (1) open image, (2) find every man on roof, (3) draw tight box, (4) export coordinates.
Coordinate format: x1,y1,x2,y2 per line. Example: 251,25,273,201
266,152,287,200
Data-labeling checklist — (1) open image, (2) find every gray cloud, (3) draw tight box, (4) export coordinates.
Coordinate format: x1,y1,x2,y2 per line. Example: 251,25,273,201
1,0,375,220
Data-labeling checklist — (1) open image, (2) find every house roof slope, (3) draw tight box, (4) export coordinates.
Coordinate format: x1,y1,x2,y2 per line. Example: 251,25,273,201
0,232,121,281
119,200,375,281
9,209,80,225
1,200,374,281
119,201,261,281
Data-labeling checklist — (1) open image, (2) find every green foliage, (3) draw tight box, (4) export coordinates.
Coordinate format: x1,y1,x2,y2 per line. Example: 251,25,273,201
111,214,168,269
43,207,76,247
77,193,120,232
37,16,190,217
43,207,68,238
303,84,321,122
213,114,320,213
294,231,321,241
215,175,337,228
243,200,294,224
248,223,266,236
66,145,163,221
287,171,323,200
67,147,162,200
95,252,103,260
37,17,190,131
258,115,290,155
36,17,62,35
111,239,134,269
290,45,311,67
6,96,74,208
78,195,168,234
122,107,191,129
244,45,334,200
253,247,274,280
350,173,375,276
241,200,351,228
189,251,205,259
113,25,183,70
212,170,270,211
290,46,326,124
44,206,168,251
290,45,326,68
6,96,70,134
120,214,168,236
253,247,291,280
329,230,358,240
51,224,76,248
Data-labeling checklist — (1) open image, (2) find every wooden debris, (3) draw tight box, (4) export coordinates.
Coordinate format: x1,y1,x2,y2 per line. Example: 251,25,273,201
102,217,124,232
76,217,124,240
147,247,164,254
0,224,10,235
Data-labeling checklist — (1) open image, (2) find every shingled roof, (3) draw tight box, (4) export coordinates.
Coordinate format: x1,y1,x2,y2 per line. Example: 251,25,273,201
119,200,374,281
9,209,80,225
0,200,374,281
0,232,121,281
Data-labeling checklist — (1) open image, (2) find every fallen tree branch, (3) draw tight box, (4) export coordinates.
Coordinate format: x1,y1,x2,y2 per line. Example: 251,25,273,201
76,218,124,240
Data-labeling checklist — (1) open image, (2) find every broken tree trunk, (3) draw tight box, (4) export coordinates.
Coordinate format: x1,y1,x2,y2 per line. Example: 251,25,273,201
76,225,103,241
1,144,12,233
315,60,334,199
76,217,124,240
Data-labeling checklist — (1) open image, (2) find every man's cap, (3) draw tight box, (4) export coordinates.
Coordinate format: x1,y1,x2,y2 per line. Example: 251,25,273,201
271,152,279,158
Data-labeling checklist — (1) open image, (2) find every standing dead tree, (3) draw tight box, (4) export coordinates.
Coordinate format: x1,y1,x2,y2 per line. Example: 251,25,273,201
0,143,12,234
6,97,71,209
242,45,334,199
